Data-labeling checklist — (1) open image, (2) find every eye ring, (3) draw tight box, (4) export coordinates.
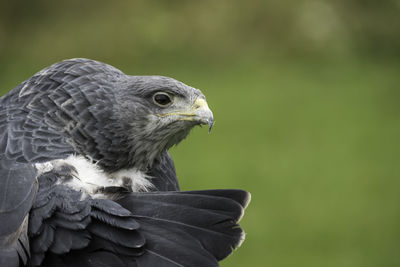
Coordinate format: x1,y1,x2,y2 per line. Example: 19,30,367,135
153,92,173,107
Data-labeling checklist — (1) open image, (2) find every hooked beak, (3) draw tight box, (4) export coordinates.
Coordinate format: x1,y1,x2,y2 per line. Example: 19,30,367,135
192,98,214,133
156,97,214,133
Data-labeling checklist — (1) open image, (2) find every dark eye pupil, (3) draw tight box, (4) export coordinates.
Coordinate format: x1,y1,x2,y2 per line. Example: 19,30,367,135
154,93,171,106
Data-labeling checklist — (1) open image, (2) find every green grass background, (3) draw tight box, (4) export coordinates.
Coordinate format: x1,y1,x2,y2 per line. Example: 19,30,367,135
1,1,399,266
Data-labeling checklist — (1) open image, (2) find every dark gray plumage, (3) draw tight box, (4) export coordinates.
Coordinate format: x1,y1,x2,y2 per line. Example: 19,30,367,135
0,58,250,267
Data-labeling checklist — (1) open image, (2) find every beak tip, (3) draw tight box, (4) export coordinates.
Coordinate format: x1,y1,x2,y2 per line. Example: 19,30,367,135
193,97,214,133
208,118,214,134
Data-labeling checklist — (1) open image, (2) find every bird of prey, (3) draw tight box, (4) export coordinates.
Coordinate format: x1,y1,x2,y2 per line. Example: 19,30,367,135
0,58,250,267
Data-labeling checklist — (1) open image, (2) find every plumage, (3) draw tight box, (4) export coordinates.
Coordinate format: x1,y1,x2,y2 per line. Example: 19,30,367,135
0,58,250,266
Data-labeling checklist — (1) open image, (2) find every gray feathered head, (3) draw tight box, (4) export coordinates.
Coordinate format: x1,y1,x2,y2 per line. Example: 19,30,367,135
111,74,214,170
21,59,213,171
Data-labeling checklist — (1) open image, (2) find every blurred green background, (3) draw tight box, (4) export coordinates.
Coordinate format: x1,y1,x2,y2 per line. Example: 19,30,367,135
1,1,400,266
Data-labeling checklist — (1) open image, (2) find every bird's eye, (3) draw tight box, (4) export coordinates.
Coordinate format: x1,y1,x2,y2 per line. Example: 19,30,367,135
153,92,173,107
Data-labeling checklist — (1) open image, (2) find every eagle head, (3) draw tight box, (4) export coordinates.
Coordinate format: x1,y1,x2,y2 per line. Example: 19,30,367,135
112,75,214,169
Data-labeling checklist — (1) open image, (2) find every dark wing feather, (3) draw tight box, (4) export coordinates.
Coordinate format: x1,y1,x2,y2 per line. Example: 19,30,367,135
0,159,36,266
31,177,250,267
118,189,250,266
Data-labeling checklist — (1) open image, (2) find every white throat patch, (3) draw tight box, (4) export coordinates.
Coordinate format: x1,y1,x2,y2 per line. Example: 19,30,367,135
35,155,153,198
